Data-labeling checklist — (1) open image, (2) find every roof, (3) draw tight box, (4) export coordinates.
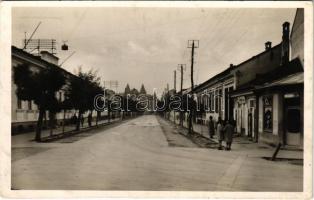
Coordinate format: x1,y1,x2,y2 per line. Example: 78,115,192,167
193,43,282,93
231,57,303,95
12,46,76,78
256,72,303,89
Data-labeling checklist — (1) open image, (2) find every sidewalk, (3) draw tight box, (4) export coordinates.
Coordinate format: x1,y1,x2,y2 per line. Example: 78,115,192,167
168,118,303,160
12,118,121,147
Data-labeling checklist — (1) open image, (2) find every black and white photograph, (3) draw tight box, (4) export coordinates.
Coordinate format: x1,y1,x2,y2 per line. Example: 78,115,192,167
0,1,313,199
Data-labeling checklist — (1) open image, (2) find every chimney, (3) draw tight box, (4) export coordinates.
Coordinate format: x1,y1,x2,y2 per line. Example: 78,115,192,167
229,63,234,68
265,41,272,51
40,51,59,65
281,22,290,65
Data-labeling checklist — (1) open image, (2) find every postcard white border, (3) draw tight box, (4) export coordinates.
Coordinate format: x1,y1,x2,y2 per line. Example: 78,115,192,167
0,1,312,199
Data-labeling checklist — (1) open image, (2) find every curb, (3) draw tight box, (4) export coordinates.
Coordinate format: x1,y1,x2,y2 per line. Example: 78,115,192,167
39,117,137,143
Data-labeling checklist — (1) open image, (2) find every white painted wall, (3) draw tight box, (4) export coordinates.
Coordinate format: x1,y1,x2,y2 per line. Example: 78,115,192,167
273,94,279,135
258,96,263,133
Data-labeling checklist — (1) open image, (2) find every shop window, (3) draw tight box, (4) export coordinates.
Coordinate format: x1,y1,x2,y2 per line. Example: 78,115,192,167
203,94,210,111
263,96,272,132
211,92,214,111
249,99,256,108
215,91,218,113
218,89,222,112
286,108,301,133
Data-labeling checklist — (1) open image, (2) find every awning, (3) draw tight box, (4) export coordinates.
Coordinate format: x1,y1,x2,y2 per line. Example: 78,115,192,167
256,72,303,89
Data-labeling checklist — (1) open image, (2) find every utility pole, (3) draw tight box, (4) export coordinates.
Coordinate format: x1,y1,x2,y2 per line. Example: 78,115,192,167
187,40,199,134
177,64,186,127
174,70,177,92
23,22,41,50
177,64,186,94
188,40,199,90
173,70,177,124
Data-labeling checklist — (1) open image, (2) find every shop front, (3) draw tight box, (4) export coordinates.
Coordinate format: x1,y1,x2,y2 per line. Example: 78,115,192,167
232,93,257,141
256,72,303,148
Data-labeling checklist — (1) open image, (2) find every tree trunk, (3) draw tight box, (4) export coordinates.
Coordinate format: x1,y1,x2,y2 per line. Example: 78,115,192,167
188,112,193,134
96,111,99,126
62,109,66,134
76,110,82,131
180,112,183,127
35,109,45,142
49,111,54,136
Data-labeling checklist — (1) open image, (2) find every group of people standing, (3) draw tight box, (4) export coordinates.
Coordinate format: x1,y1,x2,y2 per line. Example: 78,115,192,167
208,116,235,151
70,113,93,127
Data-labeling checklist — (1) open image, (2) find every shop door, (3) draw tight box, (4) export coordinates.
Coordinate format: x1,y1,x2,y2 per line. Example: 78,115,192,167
285,96,301,146
248,109,254,138
286,107,301,146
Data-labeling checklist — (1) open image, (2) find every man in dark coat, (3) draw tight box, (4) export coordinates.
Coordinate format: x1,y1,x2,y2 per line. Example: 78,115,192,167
223,119,234,151
208,116,215,139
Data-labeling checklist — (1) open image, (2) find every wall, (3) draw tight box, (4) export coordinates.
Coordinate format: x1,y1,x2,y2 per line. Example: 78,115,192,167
290,9,304,66
195,78,234,123
258,93,284,145
232,44,282,87
12,58,40,123
11,49,77,133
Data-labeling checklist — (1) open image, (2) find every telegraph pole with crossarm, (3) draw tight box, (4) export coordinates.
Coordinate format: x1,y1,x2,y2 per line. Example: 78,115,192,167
177,64,186,126
187,40,199,134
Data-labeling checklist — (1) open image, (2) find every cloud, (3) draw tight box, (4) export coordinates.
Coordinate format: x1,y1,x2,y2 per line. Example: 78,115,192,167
127,40,151,56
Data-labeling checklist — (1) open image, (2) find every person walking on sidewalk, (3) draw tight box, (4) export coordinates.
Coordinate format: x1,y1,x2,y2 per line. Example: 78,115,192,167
72,114,77,125
216,117,224,150
223,119,234,151
208,116,215,139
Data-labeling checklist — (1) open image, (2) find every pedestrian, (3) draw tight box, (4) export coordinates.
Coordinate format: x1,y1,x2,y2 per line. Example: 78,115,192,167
216,117,224,150
72,114,77,125
208,116,215,139
223,119,234,151
81,115,84,127
88,113,92,127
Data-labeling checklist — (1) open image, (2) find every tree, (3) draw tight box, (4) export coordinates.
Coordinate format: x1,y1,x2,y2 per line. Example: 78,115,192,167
130,88,139,96
65,69,103,131
13,64,66,141
140,84,147,94
124,84,131,95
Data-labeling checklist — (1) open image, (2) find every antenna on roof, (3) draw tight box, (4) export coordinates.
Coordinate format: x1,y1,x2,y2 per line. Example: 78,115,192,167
59,51,76,67
23,21,41,50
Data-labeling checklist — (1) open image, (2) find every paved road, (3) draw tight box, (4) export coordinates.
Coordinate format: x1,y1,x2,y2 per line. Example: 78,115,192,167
12,115,302,191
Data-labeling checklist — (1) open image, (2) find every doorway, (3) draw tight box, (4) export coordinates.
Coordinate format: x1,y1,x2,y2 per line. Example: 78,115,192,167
284,96,301,146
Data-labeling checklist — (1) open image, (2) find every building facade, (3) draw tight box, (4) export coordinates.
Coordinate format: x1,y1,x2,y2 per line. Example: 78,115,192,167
12,46,77,134
230,9,304,148
192,27,284,129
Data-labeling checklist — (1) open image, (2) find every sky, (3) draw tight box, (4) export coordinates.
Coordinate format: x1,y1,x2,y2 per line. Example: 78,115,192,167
12,7,296,94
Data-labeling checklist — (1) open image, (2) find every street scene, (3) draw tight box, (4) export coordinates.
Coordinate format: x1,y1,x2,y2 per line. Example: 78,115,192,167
10,6,305,192
12,115,302,191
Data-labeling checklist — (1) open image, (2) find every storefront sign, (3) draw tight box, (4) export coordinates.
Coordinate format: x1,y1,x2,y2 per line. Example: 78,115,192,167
263,96,272,106
237,96,246,105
